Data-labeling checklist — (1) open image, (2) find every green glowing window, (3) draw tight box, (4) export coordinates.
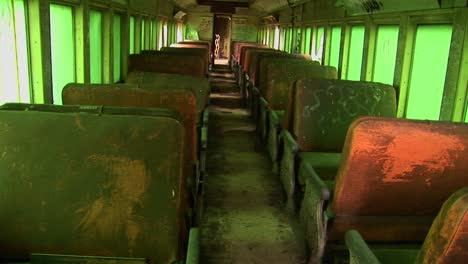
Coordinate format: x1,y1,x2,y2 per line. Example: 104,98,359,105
50,4,75,104
153,20,158,49
303,27,312,55
274,26,280,50
372,25,399,85
141,18,145,50
113,14,121,83
406,24,453,120
129,16,135,54
346,25,365,81
0,0,31,103
149,19,153,49
163,21,168,47
89,10,102,83
328,26,341,69
465,100,468,122
313,27,324,63
287,27,293,53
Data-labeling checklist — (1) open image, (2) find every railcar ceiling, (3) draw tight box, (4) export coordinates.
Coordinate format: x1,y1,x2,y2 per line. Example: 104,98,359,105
172,0,466,16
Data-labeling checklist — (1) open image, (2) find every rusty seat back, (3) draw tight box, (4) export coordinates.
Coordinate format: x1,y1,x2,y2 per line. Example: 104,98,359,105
245,49,285,84
264,61,337,111
128,53,205,78
242,47,278,74
160,47,210,74
62,84,198,198
125,71,210,125
256,53,314,90
330,117,468,242
0,103,188,263
239,46,271,68
285,79,396,152
178,40,211,54
416,187,468,263
233,42,267,63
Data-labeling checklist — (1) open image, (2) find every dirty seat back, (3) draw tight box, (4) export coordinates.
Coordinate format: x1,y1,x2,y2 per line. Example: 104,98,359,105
125,72,210,125
0,103,188,263
416,187,468,263
330,117,468,242
285,79,396,152
62,84,198,198
128,54,206,78
265,61,337,111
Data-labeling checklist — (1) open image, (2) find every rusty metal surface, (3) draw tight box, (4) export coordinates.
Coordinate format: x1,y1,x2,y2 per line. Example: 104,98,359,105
178,40,211,54
125,72,210,124
62,85,198,200
232,42,267,63
285,79,396,152
243,47,279,74
245,49,284,84
257,54,314,91
239,46,271,70
333,117,468,216
160,47,210,74
417,187,468,263
266,62,337,111
0,103,187,263
128,54,205,78
329,117,468,243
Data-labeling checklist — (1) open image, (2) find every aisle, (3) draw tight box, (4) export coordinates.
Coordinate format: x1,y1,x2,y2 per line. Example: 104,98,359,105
200,65,306,263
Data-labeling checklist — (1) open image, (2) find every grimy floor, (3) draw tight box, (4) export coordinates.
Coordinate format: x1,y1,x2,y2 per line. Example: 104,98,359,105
200,65,306,263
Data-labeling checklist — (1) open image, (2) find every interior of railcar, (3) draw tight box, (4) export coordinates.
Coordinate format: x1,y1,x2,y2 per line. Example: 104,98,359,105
0,0,467,263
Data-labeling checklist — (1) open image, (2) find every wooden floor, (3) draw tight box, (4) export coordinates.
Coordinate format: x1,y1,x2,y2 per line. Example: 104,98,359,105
200,66,306,263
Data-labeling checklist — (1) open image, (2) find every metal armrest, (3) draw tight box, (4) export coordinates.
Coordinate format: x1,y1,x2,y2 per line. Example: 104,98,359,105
186,228,200,264
299,163,331,201
345,230,381,264
281,130,299,154
201,126,208,151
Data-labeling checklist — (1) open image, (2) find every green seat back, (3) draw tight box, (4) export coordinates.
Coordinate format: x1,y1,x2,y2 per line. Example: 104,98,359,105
265,61,337,110
0,103,187,263
285,78,396,152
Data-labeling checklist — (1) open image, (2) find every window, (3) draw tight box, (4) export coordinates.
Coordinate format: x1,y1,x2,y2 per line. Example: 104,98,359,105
372,25,399,85
163,21,168,47
113,14,121,83
0,0,31,104
274,26,280,50
328,26,342,69
177,22,183,43
346,25,365,81
129,16,135,54
50,4,75,104
287,27,293,53
313,26,325,63
303,27,312,55
141,18,145,50
406,24,453,120
265,27,270,46
465,100,468,122
89,10,102,83
152,19,158,49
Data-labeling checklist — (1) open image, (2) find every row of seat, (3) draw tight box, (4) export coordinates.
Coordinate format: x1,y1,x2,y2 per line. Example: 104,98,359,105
231,41,468,263
0,40,212,264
